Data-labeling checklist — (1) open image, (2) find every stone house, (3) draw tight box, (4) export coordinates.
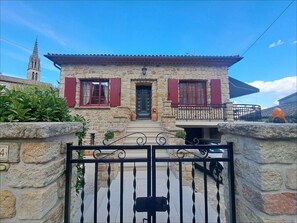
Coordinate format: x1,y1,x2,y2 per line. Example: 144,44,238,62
45,54,258,144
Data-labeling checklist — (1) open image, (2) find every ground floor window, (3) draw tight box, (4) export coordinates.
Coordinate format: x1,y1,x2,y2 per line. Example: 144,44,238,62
81,80,109,106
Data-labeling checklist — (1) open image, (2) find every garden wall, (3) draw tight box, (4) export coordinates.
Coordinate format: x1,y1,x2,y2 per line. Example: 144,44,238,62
219,123,297,223
0,122,82,222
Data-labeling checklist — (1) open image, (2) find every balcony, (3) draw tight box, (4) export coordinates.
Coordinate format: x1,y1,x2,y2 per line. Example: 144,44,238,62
171,103,262,122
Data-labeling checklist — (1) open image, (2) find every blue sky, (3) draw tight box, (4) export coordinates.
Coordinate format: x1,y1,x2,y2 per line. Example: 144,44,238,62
1,0,296,108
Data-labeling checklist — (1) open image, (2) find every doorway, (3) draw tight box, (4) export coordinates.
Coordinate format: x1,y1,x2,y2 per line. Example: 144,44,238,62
136,85,152,119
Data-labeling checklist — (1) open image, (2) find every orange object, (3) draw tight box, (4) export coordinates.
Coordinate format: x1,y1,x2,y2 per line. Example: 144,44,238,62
272,108,285,123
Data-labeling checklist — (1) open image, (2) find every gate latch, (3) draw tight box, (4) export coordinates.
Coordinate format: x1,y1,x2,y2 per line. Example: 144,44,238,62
135,196,168,213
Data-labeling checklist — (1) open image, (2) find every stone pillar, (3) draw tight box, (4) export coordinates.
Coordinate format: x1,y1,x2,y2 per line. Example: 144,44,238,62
218,123,297,223
224,101,234,122
0,122,82,223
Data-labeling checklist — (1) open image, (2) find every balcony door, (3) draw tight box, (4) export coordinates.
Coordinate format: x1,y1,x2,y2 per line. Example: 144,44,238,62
136,85,151,120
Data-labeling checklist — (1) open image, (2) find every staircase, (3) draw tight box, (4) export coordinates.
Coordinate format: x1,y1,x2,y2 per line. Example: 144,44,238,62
123,120,164,145
121,120,169,166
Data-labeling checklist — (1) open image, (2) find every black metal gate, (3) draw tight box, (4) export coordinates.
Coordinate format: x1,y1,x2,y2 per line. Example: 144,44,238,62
64,140,236,223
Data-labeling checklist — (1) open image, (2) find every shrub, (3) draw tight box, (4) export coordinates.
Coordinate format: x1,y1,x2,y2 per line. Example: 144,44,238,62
104,130,115,140
176,130,186,139
0,85,71,122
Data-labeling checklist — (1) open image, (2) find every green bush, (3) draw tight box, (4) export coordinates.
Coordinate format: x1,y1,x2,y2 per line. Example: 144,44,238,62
0,85,71,122
104,130,115,140
0,85,89,194
176,130,186,139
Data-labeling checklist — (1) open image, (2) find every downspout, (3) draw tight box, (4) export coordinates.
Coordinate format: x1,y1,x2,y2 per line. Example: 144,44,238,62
54,63,61,70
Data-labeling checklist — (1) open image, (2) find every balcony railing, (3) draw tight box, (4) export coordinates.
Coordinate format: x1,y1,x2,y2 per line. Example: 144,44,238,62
172,104,226,121
171,103,262,122
233,104,262,122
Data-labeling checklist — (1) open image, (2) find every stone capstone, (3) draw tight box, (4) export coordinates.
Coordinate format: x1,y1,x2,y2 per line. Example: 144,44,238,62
218,123,297,139
0,122,82,139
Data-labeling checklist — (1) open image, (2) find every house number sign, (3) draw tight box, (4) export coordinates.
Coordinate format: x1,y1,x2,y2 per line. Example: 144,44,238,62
0,145,9,162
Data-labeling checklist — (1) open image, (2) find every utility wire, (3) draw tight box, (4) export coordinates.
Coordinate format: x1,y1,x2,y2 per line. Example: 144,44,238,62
242,0,295,56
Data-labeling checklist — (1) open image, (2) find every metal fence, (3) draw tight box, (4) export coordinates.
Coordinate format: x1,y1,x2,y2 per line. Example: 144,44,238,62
172,105,226,121
64,142,236,223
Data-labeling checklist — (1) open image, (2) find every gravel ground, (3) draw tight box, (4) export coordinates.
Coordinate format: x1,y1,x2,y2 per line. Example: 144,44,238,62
194,166,226,223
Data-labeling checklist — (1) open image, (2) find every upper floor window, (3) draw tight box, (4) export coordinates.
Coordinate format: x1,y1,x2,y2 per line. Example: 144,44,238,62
81,80,109,106
179,81,206,105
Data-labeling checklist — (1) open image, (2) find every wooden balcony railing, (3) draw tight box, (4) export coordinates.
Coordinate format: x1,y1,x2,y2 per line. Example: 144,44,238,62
171,104,262,122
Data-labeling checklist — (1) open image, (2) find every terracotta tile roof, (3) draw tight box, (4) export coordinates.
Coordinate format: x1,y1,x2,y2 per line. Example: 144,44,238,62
44,53,242,67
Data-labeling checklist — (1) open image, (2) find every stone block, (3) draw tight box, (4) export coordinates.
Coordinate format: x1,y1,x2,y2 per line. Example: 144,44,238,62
236,199,264,223
0,143,20,163
235,158,283,191
19,183,58,219
242,184,297,215
0,190,16,219
6,158,65,188
240,138,297,164
44,202,63,223
262,192,297,215
286,166,297,190
22,141,61,163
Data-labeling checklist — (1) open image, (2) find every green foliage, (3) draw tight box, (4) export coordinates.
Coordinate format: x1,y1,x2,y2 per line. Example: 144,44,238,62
0,85,71,122
176,130,186,139
104,130,115,140
0,86,89,194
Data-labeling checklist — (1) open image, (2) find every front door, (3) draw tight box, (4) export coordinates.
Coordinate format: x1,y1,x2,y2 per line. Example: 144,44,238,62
136,85,151,119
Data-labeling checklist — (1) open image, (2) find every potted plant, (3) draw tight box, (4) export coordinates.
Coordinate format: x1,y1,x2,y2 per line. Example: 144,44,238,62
175,130,186,145
130,110,136,121
104,130,115,141
152,107,157,121
176,130,186,139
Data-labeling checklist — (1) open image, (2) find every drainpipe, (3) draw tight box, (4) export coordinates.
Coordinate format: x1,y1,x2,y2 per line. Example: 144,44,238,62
54,63,61,70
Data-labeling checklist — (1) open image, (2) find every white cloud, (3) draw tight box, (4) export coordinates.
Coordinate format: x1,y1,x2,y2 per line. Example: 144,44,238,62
293,40,297,44
248,76,297,95
268,40,284,48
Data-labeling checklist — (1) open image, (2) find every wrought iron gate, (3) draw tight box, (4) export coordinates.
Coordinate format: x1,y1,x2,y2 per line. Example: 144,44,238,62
64,141,236,223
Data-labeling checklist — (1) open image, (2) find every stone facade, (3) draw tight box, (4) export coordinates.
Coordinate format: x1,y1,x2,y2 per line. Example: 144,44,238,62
218,123,297,223
59,64,230,144
0,122,82,222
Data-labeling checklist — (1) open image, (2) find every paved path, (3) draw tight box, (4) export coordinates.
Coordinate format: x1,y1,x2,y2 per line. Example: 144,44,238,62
74,165,224,223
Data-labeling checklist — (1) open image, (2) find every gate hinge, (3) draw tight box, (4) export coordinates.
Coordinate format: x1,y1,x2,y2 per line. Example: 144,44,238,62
135,196,168,213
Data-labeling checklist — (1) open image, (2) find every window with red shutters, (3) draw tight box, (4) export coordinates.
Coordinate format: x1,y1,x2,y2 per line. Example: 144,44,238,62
179,81,206,106
80,80,109,106
211,79,222,106
64,77,76,107
79,78,121,107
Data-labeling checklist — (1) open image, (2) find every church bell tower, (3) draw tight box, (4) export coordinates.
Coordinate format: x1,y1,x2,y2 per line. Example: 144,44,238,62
27,39,41,81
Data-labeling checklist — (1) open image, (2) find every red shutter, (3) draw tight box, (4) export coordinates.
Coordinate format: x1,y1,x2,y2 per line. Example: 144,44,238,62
211,79,222,106
168,79,179,107
64,77,76,107
110,78,121,107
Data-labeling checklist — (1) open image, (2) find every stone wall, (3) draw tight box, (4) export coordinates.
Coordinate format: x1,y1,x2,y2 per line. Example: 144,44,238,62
218,123,297,223
0,122,82,223
59,64,229,143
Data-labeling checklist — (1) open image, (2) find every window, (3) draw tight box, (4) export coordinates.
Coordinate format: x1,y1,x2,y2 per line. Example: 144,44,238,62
179,81,206,105
81,80,109,106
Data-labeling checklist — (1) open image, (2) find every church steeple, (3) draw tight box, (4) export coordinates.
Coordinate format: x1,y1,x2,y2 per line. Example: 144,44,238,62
27,39,41,82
